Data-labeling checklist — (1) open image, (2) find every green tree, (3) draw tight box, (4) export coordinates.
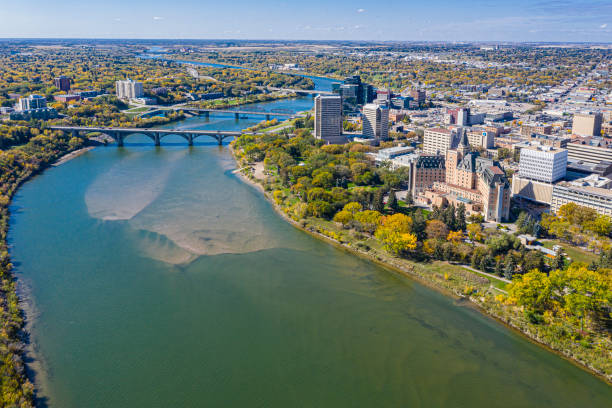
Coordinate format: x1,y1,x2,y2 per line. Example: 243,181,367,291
388,190,399,212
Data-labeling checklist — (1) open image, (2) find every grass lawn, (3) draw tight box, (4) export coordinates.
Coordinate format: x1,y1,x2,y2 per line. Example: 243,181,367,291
462,267,509,290
542,240,594,264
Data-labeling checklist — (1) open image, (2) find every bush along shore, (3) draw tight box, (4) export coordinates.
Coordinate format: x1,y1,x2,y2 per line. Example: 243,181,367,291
230,128,612,384
0,126,84,407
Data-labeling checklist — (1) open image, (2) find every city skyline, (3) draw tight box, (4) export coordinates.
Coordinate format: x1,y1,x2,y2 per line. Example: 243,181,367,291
0,0,611,43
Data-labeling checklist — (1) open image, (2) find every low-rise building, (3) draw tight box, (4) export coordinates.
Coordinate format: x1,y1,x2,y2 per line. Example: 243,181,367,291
54,94,81,103
552,175,612,216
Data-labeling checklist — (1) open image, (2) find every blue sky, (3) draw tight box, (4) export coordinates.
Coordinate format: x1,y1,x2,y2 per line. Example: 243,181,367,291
0,0,610,42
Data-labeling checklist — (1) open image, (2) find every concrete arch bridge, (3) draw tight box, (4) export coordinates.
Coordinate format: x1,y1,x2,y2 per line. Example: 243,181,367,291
50,126,255,146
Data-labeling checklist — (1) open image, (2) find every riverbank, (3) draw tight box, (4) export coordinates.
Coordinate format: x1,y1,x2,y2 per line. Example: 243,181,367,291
52,146,94,166
0,132,82,407
229,146,612,385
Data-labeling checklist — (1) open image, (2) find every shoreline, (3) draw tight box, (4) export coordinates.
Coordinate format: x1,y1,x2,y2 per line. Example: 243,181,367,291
229,146,612,386
51,146,95,166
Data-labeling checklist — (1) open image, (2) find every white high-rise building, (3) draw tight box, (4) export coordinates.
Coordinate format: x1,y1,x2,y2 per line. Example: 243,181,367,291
314,95,342,142
362,104,389,140
116,79,144,99
518,144,567,183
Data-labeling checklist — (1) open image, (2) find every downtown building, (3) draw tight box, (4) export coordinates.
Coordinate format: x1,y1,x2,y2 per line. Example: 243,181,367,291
54,75,71,92
314,95,344,144
552,175,612,217
572,112,603,137
423,128,458,155
419,133,510,222
116,79,144,100
362,104,389,141
511,144,567,205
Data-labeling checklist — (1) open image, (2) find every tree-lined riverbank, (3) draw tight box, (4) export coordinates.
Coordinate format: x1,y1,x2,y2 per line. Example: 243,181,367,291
229,134,612,385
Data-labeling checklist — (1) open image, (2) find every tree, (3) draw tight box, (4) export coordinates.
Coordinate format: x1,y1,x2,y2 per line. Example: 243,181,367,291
479,255,489,272
495,258,504,276
333,210,353,226
405,190,414,206
467,223,483,243
373,188,385,213
411,211,427,241
306,200,334,218
426,220,449,240
388,190,399,212
456,203,467,231
507,270,552,312
312,171,333,189
354,210,383,234
522,250,545,273
504,257,516,280
376,213,417,255
551,251,565,271
447,230,463,243
343,202,362,214
443,203,456,230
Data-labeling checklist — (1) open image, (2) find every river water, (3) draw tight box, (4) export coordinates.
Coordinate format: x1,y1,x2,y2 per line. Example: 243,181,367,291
8,73,612,407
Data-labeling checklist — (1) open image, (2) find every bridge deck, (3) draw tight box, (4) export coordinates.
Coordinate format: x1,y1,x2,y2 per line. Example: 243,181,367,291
49,126,248,136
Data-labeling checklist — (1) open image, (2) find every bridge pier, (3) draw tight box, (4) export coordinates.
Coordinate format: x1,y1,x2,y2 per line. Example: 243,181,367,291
188,134,194,146
115,133,124,147
234,112,240,120
217,135,223,145
154,132,161,146
204,111,209,119
266,114,271,121
71,129,79,139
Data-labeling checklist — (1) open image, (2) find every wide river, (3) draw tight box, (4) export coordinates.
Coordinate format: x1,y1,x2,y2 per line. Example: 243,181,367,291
9,73,612,407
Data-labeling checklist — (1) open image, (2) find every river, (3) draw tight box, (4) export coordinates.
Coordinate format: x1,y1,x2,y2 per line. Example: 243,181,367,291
8,73,612,407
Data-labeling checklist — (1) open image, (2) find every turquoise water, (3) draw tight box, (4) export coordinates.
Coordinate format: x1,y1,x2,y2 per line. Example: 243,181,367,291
8,90,612,407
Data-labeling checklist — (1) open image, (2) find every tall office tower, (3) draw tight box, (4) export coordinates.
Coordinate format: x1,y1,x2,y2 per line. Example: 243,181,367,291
54,75,71,92
362,103,389,140
572,112,603,136
115,79,144,99
314,95,343,142
518,145,568,183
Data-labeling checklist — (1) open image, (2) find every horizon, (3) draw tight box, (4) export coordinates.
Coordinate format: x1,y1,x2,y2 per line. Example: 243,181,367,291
0,38,611,46
1,0,611,43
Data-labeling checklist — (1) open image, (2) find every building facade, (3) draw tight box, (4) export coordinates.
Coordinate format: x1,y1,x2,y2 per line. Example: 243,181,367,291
362,104,389,140
314,95,343,143
420,133,510,221
423,128,457,155
17,95,47,110
116,79,144,99
572,112,603,137
552,176,612,217
409,155,446,195
518,145,567,183
54,75,71,92
566,141,612,165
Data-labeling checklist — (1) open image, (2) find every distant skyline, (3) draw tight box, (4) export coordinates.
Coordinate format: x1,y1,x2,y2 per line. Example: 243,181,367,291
0,0,611,43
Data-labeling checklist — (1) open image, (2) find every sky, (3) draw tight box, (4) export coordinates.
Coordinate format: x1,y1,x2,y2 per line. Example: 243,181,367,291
0,0,610,42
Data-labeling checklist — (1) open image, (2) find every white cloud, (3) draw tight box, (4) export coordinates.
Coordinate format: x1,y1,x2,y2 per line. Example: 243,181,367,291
113,18,121,22
153,16,164,21
601,23,608,28
357,8,365,13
